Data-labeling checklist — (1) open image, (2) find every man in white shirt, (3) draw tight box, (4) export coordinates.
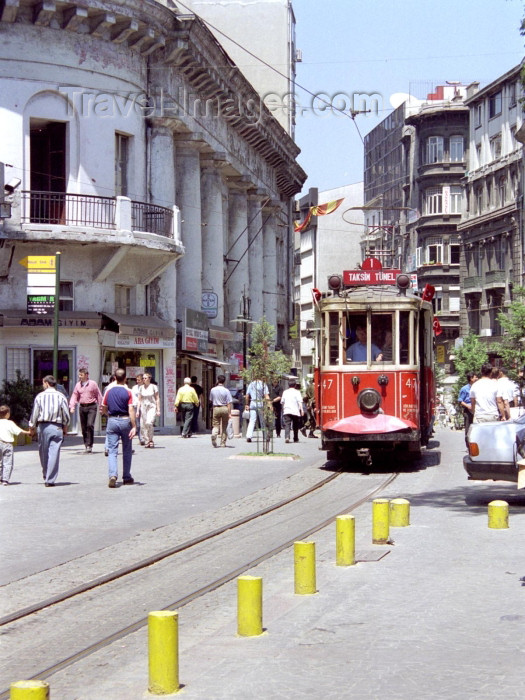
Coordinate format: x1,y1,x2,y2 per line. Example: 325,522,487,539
281,379,304,443
496,367,516,421
470,363,499,423
245,378,270,443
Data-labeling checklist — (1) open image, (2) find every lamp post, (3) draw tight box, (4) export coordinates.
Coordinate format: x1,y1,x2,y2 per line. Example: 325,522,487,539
230,290,253,394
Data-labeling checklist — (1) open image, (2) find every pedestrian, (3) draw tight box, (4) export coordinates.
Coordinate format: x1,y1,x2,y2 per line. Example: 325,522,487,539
300,375,317,438
281,378,304,443
0,404,31,485
269,378,282,438
69,367,103,453
28,375,70,487
138,372,160,448
174,377,199,438
209,375,233,447
458,371,478,445
131,373,145,446
496,367,517,421
470,363,499,423
190,376,204,434
101,368,136,488
245,377,270,443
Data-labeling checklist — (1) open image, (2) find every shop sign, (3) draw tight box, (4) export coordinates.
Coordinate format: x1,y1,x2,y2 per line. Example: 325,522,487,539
183,308,208,352
201,291,218,319
7,315,101,329
116,334,176,349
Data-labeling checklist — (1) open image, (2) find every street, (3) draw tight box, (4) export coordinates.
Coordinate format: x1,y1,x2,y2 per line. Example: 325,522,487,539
3,427,525,698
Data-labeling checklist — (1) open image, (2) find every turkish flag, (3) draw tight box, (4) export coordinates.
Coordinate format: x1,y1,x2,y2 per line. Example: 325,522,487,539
422,284,435,301
433,318,443,336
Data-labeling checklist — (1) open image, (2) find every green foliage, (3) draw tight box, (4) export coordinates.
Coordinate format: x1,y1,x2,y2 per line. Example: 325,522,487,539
492,287,525,379
242,318,292,387
0,371,36,424
241,318,292,454
452,332,490,400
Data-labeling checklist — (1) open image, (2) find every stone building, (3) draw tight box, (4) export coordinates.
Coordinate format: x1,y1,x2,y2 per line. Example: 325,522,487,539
457,63,524,343
0,0,305,431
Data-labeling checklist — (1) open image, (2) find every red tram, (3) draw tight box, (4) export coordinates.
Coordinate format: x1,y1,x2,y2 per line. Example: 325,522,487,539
313,261,435,462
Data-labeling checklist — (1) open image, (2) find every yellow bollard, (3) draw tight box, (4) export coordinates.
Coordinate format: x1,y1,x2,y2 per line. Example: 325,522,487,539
148,610,179,695
372,498,390,544
488,500,509,529
237,576,263,636
390,498,410,527
336,515,355,566
294,541,317,594
10,681,49,700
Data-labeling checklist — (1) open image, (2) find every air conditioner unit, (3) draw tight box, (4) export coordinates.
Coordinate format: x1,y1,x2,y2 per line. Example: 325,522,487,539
295,48,303,62
479,329,492,337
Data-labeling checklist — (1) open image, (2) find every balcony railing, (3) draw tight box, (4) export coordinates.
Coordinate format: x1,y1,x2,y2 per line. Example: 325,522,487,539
20,191,174,239
463,276,483,290
132,200,173,238
21,191,116,228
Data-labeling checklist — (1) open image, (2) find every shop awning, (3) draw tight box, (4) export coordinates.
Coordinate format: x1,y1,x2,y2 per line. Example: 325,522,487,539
101,313,176,339
180,352,231,367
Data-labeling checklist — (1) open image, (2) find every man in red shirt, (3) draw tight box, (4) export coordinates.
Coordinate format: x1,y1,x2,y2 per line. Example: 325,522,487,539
69,368,103,453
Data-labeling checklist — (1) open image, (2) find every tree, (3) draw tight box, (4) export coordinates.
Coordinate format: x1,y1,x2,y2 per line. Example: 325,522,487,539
452,332,489,400
492,286,525,379
242,318,292,453
0,371,36,425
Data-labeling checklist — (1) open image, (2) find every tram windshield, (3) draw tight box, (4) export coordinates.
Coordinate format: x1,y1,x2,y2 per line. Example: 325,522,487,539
324,311,413,366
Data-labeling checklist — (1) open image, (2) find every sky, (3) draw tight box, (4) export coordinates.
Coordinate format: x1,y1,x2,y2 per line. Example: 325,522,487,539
293,0,525,196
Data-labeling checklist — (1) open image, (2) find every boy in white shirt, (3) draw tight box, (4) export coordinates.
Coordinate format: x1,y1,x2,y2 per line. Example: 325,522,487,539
0,404,31,485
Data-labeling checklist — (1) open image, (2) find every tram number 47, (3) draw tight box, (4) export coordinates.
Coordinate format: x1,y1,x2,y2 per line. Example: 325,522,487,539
322,379,334,390
405,378,417,390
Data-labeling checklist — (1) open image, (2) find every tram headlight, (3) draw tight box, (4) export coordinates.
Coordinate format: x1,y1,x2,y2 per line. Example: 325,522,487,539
357,388,381,413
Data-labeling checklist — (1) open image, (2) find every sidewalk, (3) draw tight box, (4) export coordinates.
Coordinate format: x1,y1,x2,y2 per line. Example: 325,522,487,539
28,427,525,698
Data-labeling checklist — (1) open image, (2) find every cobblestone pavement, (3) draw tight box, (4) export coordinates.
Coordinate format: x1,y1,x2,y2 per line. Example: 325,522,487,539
6,427,525,699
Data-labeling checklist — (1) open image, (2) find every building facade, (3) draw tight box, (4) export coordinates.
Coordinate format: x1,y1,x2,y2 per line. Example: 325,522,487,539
0,0,305,430
294,183,364,375
458,63,524,344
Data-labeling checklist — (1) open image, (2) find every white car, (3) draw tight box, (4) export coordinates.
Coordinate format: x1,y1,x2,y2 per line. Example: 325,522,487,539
463,414,525,482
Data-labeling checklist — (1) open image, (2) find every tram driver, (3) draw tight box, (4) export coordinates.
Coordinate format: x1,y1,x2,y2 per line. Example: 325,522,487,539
346,324,382,362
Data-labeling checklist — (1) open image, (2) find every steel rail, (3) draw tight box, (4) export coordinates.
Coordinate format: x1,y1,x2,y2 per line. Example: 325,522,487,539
0,472,396,699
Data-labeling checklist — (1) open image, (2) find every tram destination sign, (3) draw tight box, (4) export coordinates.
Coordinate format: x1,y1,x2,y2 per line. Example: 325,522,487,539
343,269,401,286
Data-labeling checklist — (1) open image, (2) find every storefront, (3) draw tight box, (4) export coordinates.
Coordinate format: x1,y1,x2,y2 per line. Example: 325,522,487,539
99,313,177,429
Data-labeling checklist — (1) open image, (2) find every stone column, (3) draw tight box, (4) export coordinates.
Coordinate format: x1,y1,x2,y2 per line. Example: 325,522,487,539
262,204,279,330
149,123,175,207
247,191,267,324
226,185,249,323
201,155,226,326
175,143,202,313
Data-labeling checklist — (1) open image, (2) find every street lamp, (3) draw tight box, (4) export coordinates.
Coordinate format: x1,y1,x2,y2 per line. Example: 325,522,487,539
229,290,254,393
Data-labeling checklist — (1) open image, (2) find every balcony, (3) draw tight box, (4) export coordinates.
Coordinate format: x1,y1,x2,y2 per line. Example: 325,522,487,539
485,269,506,289
19,191,176,239
463,276,483,292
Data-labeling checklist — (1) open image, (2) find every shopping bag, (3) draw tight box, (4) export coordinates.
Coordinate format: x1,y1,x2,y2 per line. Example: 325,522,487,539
226,419,234,440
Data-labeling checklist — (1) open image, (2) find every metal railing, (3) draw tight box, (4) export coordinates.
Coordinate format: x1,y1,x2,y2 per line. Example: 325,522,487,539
132,201,173,238
21,191,116,228
20,192,174,238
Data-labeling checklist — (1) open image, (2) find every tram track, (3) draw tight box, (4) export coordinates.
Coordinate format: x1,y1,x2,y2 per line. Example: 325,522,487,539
0,469,397,697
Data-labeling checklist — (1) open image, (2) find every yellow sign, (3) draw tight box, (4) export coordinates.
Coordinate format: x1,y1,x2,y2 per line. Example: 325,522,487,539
19,255,56,270
436,345,445,363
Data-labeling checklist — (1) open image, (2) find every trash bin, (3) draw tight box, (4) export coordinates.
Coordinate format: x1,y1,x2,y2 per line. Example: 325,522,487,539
231,409,240,437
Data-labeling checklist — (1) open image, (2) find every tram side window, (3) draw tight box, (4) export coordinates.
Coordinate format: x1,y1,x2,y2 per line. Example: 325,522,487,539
399,311,410,364
328,311,340,364
372,314,393,363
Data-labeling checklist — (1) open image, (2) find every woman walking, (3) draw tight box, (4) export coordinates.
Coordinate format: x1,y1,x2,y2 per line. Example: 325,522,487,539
138,373,160,448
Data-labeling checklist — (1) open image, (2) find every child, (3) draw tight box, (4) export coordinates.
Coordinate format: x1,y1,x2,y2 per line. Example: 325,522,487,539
0,405,31,485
